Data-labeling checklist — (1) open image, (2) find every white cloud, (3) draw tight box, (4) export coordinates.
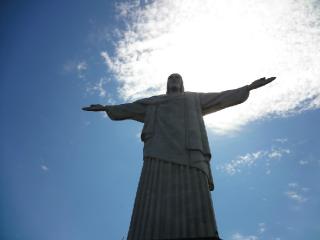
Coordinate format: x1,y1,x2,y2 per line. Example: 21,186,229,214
274,138,288,144
41,165,49,171
258,223,266,234
285,182,309,203
101,52,116,72
231,223,268,239
77,61,87,71
101,0,320,134
86,77,108,97
218,147,290,175
232,233,259,240
299,160,309,165
268,148,290,159
64,60,88,79
220,150,264,175
288,182,298,188
285,191,308,203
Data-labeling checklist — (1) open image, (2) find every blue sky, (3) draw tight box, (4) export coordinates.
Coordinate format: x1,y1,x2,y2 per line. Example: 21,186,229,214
1,1,320,239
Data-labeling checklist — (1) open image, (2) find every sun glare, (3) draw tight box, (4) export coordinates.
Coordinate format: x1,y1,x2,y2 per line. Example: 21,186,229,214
102,0,320,133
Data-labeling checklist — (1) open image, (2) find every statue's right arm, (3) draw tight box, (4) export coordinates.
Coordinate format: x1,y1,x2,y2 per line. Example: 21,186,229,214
82,104,107,112
82,101,146,123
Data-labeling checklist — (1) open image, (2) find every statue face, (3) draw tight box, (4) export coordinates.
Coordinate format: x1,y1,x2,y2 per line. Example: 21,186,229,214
167,73,184,94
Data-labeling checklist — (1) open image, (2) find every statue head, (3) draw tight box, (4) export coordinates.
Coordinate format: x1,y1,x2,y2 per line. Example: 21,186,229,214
166,73,184,94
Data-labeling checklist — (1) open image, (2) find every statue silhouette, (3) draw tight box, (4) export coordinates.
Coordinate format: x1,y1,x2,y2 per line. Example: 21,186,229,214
83,74,275,240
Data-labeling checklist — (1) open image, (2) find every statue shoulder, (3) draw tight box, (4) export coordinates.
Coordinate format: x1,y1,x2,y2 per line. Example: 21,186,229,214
135,92,201,105
184,91,200,98
184,91,198,95
134,94,166,105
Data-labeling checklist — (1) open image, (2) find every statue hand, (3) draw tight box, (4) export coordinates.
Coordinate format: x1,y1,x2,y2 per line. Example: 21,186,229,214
82,104,106,112
248,77,276,90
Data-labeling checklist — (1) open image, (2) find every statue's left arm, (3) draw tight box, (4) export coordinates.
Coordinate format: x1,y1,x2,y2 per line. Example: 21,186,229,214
200,77,276,115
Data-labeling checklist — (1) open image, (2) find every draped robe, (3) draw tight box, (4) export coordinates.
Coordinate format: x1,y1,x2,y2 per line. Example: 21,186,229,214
105,86,250,240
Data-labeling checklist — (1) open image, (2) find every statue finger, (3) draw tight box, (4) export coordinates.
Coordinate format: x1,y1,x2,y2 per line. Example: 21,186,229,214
82,106,93,111
268,77,276,81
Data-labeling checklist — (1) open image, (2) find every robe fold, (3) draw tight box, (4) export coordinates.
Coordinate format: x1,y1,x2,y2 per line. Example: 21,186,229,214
105,85,250,239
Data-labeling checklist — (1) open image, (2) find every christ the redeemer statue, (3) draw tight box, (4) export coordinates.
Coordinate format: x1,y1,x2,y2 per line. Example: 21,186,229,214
82,74,275,240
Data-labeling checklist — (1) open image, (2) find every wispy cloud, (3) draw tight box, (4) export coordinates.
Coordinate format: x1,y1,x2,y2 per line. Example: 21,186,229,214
285,182,308,203
101,0,320,134
77,61,87,74
41,165,49,171
101,52,116,72
232,233,259,240
288,182,298,188
115,0,140,18
220,150,263,175
274,138,288,144
64,60,88,79
86,77,108,98
298,160,309,165
231,222,269,239
258,223,266,234
268,148,290,159
218,147,290,175
285,191,308,203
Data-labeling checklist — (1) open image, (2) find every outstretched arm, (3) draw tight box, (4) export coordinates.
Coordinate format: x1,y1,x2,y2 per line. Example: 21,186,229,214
82,101,146,123
200,76,276,115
